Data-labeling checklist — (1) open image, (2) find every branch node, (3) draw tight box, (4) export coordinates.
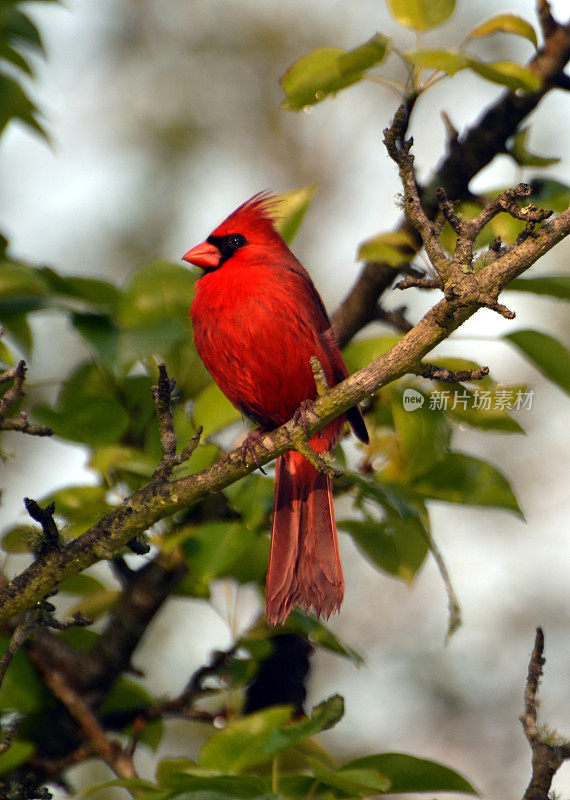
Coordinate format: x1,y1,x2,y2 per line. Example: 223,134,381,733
419,363,490,383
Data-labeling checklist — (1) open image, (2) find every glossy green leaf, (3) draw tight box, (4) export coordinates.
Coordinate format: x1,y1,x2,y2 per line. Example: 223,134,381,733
392,400,451,479
507,275,570,301
388,0,455,31
191,381,242,437
280,34,389,111
223,473,275,530
405,48,467,75
342,335,402,374
263,695,344,757
505,329,570,395
307,756,391,795
344,752,478,794
468,13,537,48
273,184,317,244
340,514,428,585
466,57,542,93
174,521,257,589
414,452,523,515
507,127,560,167
0,740,35,776
357,229,417,265
118,260,196,328
198,706,293,772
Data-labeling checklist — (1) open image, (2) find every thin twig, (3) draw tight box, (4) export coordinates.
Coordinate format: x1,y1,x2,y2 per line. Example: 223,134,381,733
520,627,570,800
419,364,490,383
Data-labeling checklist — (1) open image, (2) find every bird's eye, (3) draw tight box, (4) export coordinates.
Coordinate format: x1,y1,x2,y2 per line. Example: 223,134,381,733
227,233,246,250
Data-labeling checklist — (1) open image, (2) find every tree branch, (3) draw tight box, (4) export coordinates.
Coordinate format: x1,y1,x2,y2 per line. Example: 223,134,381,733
0,198,568,624
331,3,570,347
521,628,570,800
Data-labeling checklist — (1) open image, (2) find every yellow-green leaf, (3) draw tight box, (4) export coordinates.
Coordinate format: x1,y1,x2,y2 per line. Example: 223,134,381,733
272,184,317,244
468,13,538,48
388,0,455,32
405,48,467,76
507,127,560,168
466,57,542,93
280,34,390,111
357,229,417,264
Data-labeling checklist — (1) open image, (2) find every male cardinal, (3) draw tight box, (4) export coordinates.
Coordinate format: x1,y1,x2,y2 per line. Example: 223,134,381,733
183,193,368,626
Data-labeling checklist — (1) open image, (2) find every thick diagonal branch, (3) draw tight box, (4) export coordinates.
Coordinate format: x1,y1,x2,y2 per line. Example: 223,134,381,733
0,204,568,625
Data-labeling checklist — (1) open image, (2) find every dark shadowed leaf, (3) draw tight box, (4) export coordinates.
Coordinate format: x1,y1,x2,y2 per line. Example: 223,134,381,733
414,452,522,516
344,752,478,794
505,329,570,395
506,275,570,301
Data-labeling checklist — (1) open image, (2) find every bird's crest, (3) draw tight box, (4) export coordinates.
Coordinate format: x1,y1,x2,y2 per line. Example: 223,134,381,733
211,191,281,241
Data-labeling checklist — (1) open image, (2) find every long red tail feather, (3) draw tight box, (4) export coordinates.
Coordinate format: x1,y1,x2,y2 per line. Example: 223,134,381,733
265,451,344,626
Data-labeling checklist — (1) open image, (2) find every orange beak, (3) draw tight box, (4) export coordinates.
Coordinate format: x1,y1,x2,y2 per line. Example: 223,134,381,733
182,241,221,269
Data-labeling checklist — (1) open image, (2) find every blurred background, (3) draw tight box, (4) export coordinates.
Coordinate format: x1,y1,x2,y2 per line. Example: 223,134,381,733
0,0,569,798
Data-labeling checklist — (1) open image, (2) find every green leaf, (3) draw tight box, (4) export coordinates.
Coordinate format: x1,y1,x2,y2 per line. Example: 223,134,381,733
198,706,293,772
191,381,241,437
344,752,478,794
465,57,542,93
0,261,48,315
35,396,130,446
1,524,36,553
507,275,570,301
68,589,121,620
468,13,537,48
272,185,317,244
342,334,402,374
0,740,35,776
171,521,257,592
505,329,570,395
0,337,14,366
340,515,428,585
263,695,344,757
118,261,197,328
58,573,107,596
392,399,452,480
357,229,417,265
223,473,275,530
405,48,467,75
307,757,391,795
528,178,570,212
280,34,390,111
158,767,273,798
71,313,120,368
507,127,560,167
243,610,364,666
0,73,45,138
388,0,455,31
40,268,119,309
0,640,50,713
414,452,522,515
99,676,164,751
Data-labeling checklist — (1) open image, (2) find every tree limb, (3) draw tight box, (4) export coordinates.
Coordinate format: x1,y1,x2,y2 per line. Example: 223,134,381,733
0,198,568,624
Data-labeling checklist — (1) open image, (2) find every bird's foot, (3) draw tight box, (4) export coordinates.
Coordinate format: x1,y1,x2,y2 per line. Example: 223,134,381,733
292,399,320,439
239,428,268,475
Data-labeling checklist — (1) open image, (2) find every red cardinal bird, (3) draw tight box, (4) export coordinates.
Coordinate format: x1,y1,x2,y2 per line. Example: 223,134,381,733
183,193,368,626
